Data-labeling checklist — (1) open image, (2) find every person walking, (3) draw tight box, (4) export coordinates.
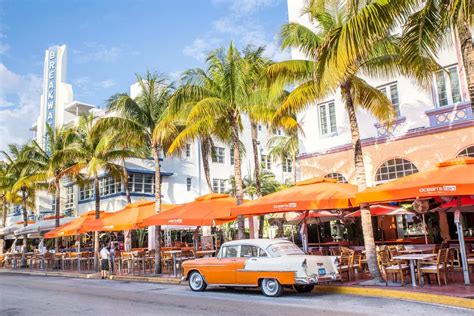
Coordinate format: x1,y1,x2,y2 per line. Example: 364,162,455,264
99,244,110,279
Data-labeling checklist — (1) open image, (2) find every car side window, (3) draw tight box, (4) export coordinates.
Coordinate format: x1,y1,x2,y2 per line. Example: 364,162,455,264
258,248,268,257
240,245,258,258
221,246,239,258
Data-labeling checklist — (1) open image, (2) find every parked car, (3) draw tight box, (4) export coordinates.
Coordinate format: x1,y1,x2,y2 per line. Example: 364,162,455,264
182,239,340,297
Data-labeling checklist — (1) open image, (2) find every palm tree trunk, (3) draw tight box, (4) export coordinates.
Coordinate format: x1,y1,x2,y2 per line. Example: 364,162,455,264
231,119,245,239
341,80,381,282
201,138,213,192
152,144,162,274
54,178,61,251
457,22,474,108
1,196,6,254
20,188,28,267
94,177,100,271
122,158,132,204
250,121,263,238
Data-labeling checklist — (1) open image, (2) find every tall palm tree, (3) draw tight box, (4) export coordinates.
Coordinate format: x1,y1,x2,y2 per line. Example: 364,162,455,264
267,0,437,281
170,43,250,239
62,114,133,269
401,0,473,104
22,125,77,250
101,71,178,273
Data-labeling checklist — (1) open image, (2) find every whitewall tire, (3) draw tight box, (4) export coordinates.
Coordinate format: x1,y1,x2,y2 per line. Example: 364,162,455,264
189,271,207,292
261,278,283,297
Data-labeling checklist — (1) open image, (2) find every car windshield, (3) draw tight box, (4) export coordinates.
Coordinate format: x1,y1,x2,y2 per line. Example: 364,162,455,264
266,242,304,257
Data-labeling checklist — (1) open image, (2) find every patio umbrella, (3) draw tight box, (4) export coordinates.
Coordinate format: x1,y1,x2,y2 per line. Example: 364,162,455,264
286,210,343,245
345,204,414,217
139,193,238,227
230,177,358,216
44,210,111,238
83,201,177,232
356,157,474,284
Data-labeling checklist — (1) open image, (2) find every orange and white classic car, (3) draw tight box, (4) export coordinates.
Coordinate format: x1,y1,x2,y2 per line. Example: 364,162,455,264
182,239,339,297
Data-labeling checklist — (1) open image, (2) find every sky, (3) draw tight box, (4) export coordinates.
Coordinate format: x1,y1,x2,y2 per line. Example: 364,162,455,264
0,0,290,151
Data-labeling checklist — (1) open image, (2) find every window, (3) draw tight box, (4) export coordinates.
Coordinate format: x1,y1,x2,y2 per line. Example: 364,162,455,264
230,148,234,165
457,146,474,158
65,186,74,210
185,144,191,158
212,178,226,193
375,158,418,184
186,177,192,191
221,245,239,258
211,146,225,164
99,176,122,197
325,172,348,183
435,65,462,107
240,245,258,258
128,173,154,194
378,82,400,116
318,101,337,136
282,159,292,173
261,154,271,170
79,182,94,201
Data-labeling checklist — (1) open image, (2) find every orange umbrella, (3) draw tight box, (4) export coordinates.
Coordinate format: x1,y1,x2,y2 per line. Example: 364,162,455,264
139,193,238,227
356,157,474,204
44,210,110,238
346,204,413,217
83,201,176,232
231,177,358,217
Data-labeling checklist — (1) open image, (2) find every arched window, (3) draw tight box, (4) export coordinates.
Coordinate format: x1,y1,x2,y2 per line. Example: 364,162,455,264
375,158,418,183
457,146,474,158
325,172,348,183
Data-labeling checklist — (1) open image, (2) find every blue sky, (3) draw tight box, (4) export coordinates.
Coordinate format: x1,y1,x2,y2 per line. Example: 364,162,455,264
0,0,289,150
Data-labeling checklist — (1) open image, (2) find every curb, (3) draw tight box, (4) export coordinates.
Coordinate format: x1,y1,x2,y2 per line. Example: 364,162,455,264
315,285,474,310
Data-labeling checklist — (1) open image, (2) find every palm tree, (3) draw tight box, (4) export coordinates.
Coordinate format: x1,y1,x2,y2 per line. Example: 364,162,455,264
101,71,178,273
21,125,77,250
401,0,473,104
62,114,133,269
267,0,437,281
169,43,250,239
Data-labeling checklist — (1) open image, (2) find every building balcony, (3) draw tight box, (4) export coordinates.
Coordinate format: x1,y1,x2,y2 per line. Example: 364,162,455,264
425,102,473,128
374,117,406,138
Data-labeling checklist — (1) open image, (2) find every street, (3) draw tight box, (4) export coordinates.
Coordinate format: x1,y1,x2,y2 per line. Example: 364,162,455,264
0,273,470,316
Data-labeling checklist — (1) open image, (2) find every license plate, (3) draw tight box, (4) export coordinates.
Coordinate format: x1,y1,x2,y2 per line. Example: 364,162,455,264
318,268,326,276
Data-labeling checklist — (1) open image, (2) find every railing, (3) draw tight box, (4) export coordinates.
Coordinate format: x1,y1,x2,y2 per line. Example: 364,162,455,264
374,116,406,138
425,102,473,128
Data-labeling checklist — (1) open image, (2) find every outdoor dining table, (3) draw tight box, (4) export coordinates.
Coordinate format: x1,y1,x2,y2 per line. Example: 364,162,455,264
164,250,182,277
392,254,436,287
398,249,431,254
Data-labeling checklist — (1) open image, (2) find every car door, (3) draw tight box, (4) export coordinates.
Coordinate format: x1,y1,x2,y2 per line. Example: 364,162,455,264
202,245,239,285
235,245,261,285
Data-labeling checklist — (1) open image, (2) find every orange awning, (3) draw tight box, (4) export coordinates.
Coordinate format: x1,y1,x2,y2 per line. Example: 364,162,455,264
139,193,238,227
230,177,358,217
356,157,474,204
84,201,176,232
44,210,111,238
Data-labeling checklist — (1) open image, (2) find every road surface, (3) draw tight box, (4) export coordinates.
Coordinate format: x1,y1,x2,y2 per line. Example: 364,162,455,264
0,273,470,315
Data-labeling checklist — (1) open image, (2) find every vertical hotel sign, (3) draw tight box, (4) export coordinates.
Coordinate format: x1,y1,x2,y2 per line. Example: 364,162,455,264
44,46,57,152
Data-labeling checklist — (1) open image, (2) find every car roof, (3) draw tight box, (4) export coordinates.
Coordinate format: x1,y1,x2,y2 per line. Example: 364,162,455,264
222,238,292,249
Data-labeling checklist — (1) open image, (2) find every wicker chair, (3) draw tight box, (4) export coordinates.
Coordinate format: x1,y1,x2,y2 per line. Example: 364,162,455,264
351,250,362,274
378,249,410,285
338,251,352,281
418,248,448,286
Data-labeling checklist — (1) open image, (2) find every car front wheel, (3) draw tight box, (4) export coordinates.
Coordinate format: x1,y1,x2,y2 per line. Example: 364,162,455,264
189,271,207,292
261,278,283,297
294,284,315,293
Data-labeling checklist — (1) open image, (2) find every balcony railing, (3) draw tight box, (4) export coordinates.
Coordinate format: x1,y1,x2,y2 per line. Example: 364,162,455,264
374,116,406,138
425,102,473,128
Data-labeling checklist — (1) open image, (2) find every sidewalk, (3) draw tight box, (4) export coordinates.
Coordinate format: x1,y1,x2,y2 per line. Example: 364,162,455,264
1,268,472,309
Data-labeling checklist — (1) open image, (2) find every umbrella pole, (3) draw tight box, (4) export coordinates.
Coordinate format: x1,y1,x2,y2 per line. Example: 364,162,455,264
422,214,428,245
455,198,470,285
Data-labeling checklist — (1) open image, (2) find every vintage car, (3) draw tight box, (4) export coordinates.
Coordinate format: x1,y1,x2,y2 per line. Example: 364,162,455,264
182,239,339,297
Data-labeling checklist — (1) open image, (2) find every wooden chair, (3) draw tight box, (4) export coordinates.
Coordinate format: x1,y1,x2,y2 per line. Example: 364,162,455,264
121,252,133,274
351,251,362,274
330,248,341,256
418,248,448,286
160,251,173,275
338,251,352,281
378,249,410,286
445,248,456,281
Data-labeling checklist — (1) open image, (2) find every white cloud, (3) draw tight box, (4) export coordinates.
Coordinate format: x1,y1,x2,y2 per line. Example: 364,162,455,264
72,76,116,98
98,79,116,89
0,42,9,54
0,64,42,151
72,43,123,63
183,37,221,62
213,0,276,15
